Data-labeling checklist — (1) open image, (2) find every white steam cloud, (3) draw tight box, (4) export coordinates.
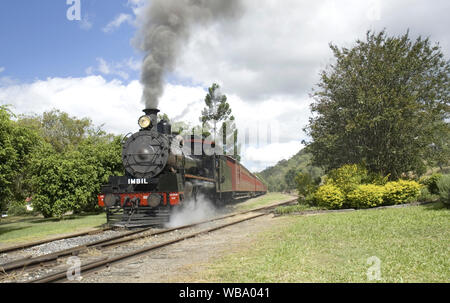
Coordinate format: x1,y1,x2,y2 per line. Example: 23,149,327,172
166,194,219,228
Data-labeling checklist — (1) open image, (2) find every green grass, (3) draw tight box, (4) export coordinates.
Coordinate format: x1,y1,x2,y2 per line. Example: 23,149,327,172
0,193,291,246
0,213,107,245
204,202,449,282
274,204,323,214
233,192,295,211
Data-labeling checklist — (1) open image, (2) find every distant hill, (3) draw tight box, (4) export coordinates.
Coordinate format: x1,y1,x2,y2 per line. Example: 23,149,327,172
256,149,323,192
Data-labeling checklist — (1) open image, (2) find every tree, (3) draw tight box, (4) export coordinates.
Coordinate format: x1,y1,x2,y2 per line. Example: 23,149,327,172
305,30,450,179
200,83,233,142
0,106,18,211
257,149,324,192
200,83,240,159
284,168,298,190
428,121,450,170
295,172,319,198
18,109,93,153
0,106,41,212
29,134,123,218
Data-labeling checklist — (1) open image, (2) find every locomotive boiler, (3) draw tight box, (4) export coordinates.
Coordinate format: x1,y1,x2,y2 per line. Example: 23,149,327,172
98,108,267,227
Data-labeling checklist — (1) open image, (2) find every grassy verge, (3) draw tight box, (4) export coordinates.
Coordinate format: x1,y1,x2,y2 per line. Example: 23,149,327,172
274,204,323,214
232,192,295,211
0,213,106,245
203,202,449,282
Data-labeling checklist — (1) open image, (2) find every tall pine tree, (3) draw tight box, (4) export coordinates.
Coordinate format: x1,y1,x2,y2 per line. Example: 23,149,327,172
200,83,240,160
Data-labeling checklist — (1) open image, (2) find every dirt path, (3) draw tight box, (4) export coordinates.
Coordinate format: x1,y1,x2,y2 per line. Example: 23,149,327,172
81,214,285,283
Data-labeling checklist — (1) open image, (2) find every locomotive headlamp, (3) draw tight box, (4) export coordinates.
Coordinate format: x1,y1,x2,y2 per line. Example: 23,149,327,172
138,115,152,129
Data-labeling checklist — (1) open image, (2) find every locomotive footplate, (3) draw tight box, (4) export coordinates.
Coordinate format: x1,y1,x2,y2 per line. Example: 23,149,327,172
107,206,172,228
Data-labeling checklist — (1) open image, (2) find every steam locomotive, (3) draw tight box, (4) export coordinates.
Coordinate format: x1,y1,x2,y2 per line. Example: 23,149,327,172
98,108,267,227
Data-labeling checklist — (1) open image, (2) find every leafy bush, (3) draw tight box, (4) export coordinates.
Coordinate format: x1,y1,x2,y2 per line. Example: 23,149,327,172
30,147,98,218
419,173,443,195
0,106,41,212
326,164,369,194
417,187,437,202
347,184,385,209
383,180,422,205
295,172,319,198
7,200,29,216
29,136,122,218
304,193,317,206
436,175,450,206
314,184,345,209
367,172,390,186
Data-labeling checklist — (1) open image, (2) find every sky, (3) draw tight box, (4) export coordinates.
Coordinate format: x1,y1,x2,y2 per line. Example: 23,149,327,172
0,0,449,172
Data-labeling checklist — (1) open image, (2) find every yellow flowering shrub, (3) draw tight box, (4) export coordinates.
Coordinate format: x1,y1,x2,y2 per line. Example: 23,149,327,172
314,184,345,209
325,164,369,194
347,184,385,209
383,180,422,205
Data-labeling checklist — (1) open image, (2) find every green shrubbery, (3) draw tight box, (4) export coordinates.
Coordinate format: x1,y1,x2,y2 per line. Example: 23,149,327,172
29,137,123,218
295,172,319,198
0,107,123,218
419,173,443,195
0,106,42,212
437,175,450,206
417,187,434,202
7,200,29,216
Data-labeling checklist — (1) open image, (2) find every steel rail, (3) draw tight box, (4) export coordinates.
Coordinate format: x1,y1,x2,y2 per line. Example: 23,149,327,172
1,198,297,276
30,212,268,283
0,227,111,254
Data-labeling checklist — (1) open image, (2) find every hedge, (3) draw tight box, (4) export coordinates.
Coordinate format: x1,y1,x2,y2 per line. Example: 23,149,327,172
347,184,385,209
311,178,422,209
383,180,422,206
314,184,345,209
437,175,450,206
419,173,443,195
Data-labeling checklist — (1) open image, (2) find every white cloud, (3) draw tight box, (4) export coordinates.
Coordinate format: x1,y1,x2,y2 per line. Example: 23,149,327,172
172,0,450,102
4,0,450,172
80,14,93,31
0,76,17,87
243,141,304,172
0,67,5,73
127,0,147,17
85,57,142,80
103,13,134,33
124,57,142,71
0,76,142,135
151,86,310,172
0,75,306,172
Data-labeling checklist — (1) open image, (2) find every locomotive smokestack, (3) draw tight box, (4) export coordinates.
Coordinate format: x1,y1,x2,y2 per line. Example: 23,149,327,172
143,108,160,116
143,108,160,132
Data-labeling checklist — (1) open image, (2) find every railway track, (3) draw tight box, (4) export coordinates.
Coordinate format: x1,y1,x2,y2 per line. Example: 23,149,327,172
0,227,112,255
0,198,297,283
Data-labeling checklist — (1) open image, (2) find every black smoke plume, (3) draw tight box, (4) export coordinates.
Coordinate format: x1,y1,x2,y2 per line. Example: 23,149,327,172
134,0,243,109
